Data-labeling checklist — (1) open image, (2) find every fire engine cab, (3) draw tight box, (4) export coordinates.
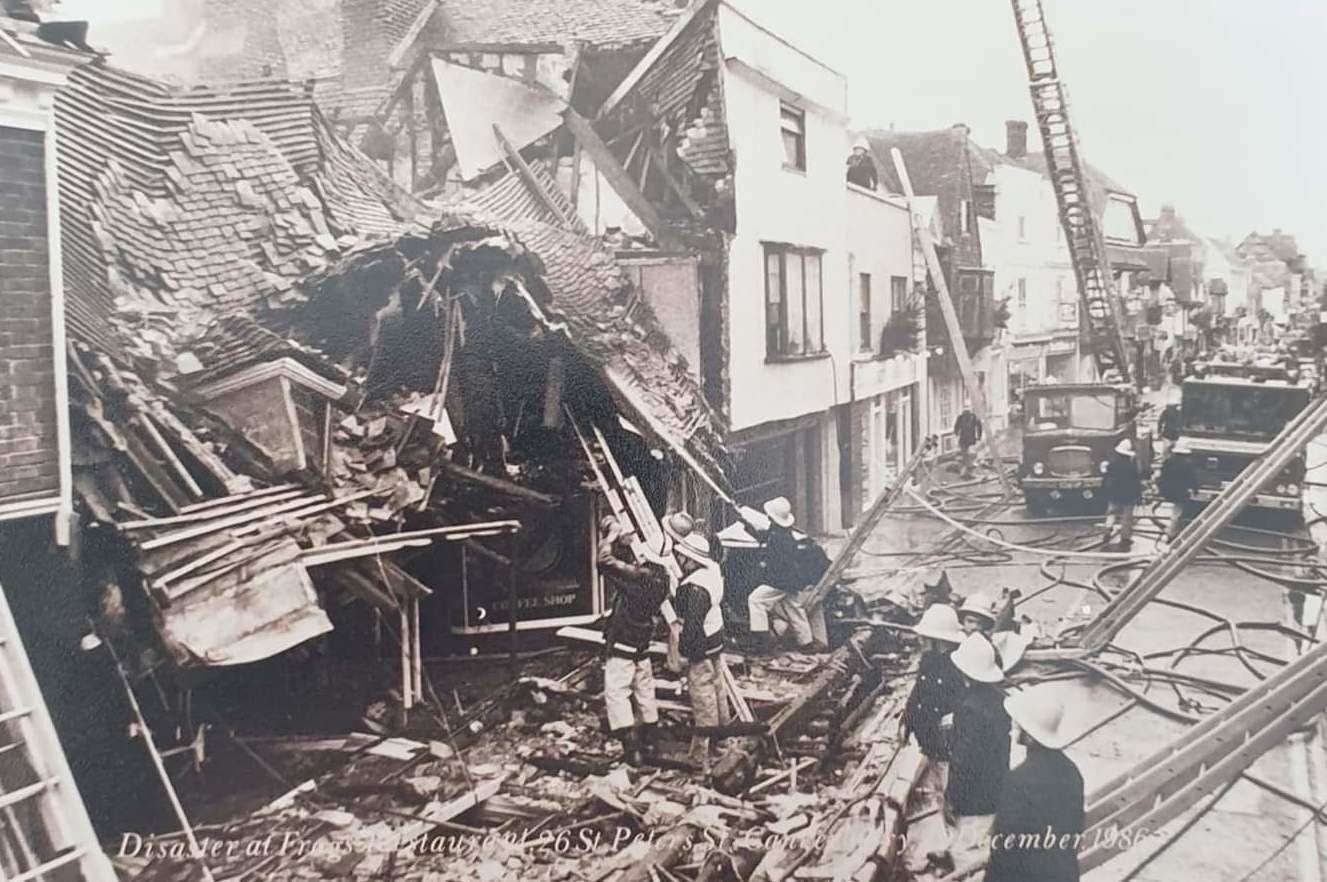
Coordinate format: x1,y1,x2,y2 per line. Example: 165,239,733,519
1018,382,1150,515
1180,360,1311,512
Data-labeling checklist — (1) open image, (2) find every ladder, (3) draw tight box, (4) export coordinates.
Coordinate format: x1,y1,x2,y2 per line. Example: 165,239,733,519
0,585,114,881
804,435,935,612
1074,392,1327,652
890,149,1016,497
1010,0,1133,384
1080,633,1327,871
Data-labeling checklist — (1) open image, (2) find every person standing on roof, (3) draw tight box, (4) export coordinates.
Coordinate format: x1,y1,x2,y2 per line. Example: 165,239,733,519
985,690,1084,882
745,497,815,652
902,603,967,873
846,136,878,190
670,532,730,775
954,408,983,479
596,517,675,766
1101,438,1142,550
934,633,1011,876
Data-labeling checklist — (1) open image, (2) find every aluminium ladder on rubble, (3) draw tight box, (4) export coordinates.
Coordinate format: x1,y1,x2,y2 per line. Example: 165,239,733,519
0,584,113,881
1078,625,1327,871
1010,0,1133,384
1073,392,1327,653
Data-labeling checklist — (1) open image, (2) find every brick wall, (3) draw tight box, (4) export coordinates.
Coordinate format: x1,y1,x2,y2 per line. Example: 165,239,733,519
0,126,60,503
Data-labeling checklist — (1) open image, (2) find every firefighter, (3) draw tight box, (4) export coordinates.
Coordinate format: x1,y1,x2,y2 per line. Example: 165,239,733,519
745,497,815,651
958,592,1005,670
986,690,1084,882
846,136,879,190
1157,440,1199,545
936,633,1010,875
1157,392,1182,461
902,603,967,873
954,408,983,479
596,517,674,765
1101,438,1141,550
670,532,730,773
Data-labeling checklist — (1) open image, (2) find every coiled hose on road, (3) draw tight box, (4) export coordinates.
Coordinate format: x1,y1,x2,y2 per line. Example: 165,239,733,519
865,456,1327,716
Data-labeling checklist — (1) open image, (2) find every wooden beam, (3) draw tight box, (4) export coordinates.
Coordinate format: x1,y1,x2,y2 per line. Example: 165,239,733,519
437,458,559,507
561,108,679,251
891,149,1015,495
651,152,704,220
492,123,575,230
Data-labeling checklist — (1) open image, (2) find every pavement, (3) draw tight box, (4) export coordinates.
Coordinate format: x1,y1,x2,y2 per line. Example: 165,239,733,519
826,384,1327,882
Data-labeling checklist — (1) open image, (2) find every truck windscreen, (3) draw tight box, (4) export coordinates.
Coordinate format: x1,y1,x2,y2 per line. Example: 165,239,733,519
1024,392,1118,431
1182,384,1308,439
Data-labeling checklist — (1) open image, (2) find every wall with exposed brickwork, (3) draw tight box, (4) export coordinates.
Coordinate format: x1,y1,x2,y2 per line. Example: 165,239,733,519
0,125,60,504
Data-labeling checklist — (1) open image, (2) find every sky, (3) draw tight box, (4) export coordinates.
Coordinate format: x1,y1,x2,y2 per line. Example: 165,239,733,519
55,0,1327,266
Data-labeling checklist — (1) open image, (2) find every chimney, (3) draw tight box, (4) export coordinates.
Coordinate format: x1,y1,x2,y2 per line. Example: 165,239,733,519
1160,204,1176,220
952,122,970,137
1005,120,1028,159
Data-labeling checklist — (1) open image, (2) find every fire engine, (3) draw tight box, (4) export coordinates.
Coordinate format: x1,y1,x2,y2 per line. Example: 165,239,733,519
1179,360,1311,513
1018,382,1151,515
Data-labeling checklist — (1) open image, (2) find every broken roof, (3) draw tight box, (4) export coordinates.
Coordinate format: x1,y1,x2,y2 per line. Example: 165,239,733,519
54,60,429,364
423,0,677,49
302,210,728,485
428,56,567,181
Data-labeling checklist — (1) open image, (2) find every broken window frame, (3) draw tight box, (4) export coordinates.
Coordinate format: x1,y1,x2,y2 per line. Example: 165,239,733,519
780,102,806,172
764,244,826,360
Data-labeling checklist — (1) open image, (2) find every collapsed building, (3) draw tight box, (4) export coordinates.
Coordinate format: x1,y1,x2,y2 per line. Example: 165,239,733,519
8,49,739,846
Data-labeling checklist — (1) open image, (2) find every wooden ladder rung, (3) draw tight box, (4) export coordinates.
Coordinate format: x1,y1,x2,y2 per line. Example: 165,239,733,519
9,847,86,882
0,779,55,811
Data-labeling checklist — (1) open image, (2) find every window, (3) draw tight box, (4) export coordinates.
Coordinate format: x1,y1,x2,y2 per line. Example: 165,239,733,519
1018,215,1027,240
764,244,825,358
960,199,971,234
858,273,872,351
1025,391,1120,431
890,276,908,312
780,103,805,171
1017,278,1027,312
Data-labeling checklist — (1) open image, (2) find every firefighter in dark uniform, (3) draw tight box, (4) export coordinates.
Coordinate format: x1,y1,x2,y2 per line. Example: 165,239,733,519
597,516,674,766
938,633,1010,875
902,603,967,874
986,689,1084,882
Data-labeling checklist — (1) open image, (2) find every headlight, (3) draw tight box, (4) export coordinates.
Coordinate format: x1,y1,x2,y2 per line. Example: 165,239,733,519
1276,484,1287,494
1286,484,1300,496
1033,462,1045,476
1099,461,1109,474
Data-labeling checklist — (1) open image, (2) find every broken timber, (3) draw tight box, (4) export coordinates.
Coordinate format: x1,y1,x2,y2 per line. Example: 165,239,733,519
712,627,883,794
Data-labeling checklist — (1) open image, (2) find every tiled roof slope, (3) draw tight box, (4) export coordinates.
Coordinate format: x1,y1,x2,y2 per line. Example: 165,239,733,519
460,161,588,233
866,128,989,266
429,0,676,49
55,61,429,363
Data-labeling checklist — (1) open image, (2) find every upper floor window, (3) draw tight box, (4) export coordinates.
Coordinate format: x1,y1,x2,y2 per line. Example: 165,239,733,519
858,272,873,352
765,244,824,359
891,276,908,313
780,103,806,171
960,199,972,234
1017,278,1028,323
1018,215,1027,241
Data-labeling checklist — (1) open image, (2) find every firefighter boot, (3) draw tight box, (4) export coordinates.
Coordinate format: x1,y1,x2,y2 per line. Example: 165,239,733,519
638,722,660,758
615,728,643,767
